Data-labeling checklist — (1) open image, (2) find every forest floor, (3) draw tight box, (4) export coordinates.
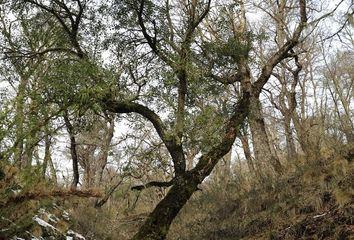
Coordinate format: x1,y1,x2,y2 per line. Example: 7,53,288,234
1,146,353,239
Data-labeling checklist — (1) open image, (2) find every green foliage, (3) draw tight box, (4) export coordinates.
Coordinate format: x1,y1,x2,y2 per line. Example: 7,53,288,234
204,33,253,62
186,105,225,153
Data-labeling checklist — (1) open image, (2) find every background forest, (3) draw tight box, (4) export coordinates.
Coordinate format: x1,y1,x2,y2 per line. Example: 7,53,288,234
0,0,353,239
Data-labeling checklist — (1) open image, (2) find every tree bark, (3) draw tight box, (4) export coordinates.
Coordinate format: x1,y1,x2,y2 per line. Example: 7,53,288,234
64,113,80,189
249,98,283,174
95,116,115,186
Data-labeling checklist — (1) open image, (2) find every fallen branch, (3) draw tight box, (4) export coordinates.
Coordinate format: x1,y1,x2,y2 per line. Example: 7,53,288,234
1,188,102,207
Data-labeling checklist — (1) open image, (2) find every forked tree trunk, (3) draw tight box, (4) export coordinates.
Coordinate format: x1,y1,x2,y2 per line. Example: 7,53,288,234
131,93,251,240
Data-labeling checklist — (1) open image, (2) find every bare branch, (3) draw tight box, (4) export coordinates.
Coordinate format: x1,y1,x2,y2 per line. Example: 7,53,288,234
131,180,173,191
252,0,307,96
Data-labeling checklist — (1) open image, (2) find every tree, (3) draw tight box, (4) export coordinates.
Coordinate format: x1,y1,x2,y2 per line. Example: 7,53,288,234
103,1,308,238
323,50,354,144
2,0,308,239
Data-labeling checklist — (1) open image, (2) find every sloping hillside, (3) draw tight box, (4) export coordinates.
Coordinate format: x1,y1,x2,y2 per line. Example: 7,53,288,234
167,149,354,240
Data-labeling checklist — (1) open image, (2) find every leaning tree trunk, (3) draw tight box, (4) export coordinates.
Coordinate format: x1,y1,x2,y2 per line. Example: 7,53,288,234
132,173,199,240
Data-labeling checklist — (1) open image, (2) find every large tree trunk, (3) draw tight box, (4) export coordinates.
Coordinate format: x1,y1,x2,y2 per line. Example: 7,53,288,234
249,98,283,173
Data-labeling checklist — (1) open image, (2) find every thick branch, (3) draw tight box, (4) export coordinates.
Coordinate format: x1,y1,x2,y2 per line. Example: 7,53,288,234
192,90,251,178
103,100,169,143
210,72,242,84
102,99,188,176
131,180,173,191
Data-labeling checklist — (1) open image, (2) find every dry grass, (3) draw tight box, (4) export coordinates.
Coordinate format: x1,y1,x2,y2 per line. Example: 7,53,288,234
167,153,354,240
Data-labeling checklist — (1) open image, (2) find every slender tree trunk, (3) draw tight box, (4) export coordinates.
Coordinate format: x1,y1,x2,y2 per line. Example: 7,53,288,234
284,115,296,160
239,132,256,174
48,155,57,183
13,77,28,169
41,121,57,183
95,117,115,186
95,177,124,208
42,132,51,178
64,113,80,189
84,165,92,188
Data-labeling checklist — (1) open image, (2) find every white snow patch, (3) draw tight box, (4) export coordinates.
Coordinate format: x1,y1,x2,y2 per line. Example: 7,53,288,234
38,208,46,214
12,189,21,194
67,230,85,240
38,208,60,223
313,212,327,218
62,211,70,221
32,216,58,231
